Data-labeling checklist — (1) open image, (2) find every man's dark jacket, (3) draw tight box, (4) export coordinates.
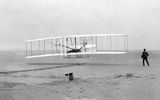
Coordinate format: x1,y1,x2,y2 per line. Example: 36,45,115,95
141,51,149,59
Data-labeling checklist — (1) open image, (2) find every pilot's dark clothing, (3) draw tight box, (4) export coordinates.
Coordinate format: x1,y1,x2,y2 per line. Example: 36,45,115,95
141,51,149,66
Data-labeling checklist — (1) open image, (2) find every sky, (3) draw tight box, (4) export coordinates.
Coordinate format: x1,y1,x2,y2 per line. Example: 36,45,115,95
0,0,160,50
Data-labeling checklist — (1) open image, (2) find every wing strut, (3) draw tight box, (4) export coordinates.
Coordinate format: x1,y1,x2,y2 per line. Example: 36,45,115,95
110,36,112,50
74,37,77,49
30,42,32,56
51,39,53,53
39,40,40,54
95,36,97,51
25,42,27,56
44,40,45,54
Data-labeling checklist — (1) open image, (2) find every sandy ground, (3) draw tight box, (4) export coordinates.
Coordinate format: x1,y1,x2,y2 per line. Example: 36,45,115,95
0,63,160,100
0,51,160,100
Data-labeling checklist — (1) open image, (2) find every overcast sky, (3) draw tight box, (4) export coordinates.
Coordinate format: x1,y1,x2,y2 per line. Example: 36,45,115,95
0,0,160,50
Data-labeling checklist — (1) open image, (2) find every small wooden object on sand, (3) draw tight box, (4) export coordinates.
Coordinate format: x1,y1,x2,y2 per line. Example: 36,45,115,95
65,73,74,81
126,73,133,78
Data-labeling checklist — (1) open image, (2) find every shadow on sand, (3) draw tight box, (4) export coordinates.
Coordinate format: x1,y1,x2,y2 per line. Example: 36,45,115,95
28,62,128,66
0,62,129,75
0,63,83,75
28,62,84,66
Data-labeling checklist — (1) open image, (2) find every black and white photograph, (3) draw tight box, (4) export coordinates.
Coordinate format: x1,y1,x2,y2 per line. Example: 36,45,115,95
0,0,160,100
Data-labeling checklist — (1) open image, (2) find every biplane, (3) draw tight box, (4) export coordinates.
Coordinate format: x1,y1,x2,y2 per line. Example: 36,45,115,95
25,34,128,58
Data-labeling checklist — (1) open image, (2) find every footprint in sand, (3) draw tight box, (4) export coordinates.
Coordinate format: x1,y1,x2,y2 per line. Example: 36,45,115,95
114,73,141,79
144,74,155,79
